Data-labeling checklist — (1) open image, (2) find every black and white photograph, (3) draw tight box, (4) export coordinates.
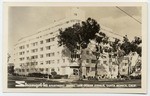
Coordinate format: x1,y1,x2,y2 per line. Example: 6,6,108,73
3,2,147,93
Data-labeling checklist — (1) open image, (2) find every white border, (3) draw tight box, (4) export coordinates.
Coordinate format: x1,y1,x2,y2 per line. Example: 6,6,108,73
2,0,148,2
2,2,148,94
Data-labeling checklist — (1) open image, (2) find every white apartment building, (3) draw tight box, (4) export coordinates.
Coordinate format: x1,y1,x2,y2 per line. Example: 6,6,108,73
13,8,126,79
13,8,85,77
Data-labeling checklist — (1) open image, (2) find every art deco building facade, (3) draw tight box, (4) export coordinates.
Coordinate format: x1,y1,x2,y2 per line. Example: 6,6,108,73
13,8,138,79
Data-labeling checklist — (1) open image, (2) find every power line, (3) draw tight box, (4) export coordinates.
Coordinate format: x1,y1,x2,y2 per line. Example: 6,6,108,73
116,6,141,24
101,28,123,37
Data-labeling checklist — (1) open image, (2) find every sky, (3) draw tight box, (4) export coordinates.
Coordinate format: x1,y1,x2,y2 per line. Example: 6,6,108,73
8,6,142,59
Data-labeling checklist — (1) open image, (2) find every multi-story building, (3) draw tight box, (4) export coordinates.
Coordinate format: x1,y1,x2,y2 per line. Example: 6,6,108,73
13,8,126,79
119,52,141,77
13,8,85,77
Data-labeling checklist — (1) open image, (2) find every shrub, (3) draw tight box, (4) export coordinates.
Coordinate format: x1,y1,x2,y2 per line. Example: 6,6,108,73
28,73,51,78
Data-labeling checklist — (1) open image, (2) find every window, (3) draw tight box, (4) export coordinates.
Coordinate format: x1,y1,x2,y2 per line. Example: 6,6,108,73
86,59,89,63
19,46,25,49
73,69,78,75
46,53,50,57
20,64,22,67
40,40,43,44
31,49,38,53
91,67,95,71
40,54,43,58
86,67,90,73
26,69,29,72
31,55,38,59
91,59,96,63
19,51,25,55
40,68,44,72
46,46,51,50
46,38,51,43
19,69,21,72
51,68,55,72
22,69,25,72
46,60,54,64
19,57,24,61
71,54,80,58
112,62,115,65
32,42,38,46
46,38,55,43
46,52,55,57
27,57,29,60
40,47,43,51
46,68,48,71
46,60,50,64
31,62,35,66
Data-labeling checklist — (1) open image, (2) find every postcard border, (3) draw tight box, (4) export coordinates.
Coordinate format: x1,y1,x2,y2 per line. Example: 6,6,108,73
3,2,148,93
